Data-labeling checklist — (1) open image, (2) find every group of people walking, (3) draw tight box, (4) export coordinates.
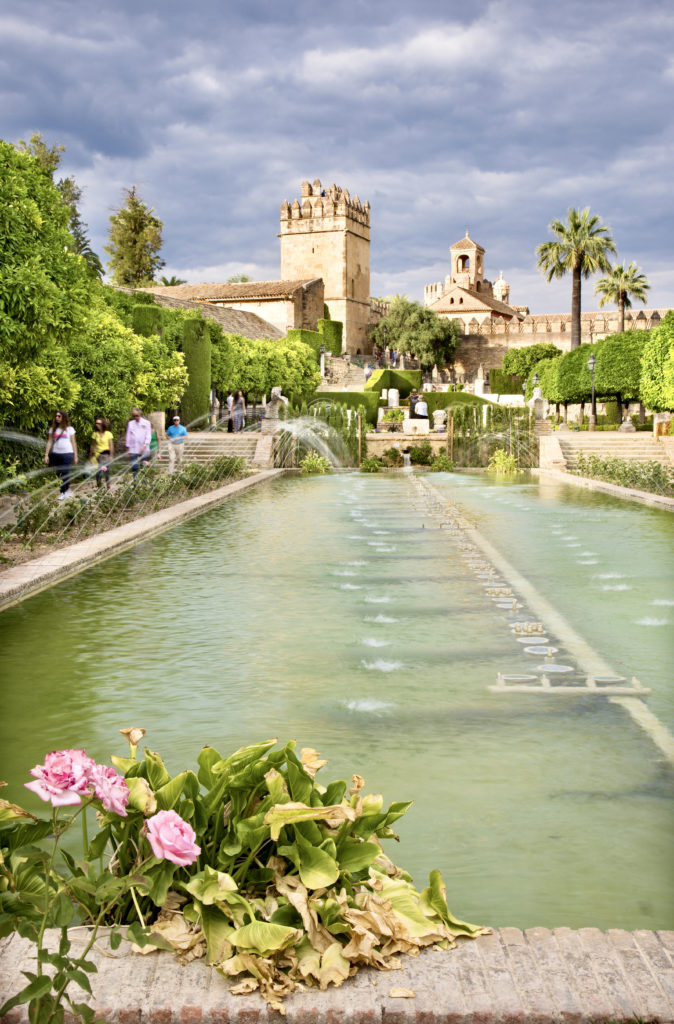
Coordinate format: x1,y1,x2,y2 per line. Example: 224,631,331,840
44,408,191,498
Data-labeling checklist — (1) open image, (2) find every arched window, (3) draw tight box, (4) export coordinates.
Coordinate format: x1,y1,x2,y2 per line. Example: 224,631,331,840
457,255,470,272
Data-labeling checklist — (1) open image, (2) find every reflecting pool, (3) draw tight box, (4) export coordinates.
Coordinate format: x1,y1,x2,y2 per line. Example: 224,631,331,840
1,472,672,930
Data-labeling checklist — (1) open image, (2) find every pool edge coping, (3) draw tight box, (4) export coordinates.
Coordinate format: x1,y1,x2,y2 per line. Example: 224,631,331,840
0,470,287,611
2,927,673,1023
533,467,674,511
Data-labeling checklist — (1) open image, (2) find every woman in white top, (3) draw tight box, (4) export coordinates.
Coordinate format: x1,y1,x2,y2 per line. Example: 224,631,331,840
45,410,78,500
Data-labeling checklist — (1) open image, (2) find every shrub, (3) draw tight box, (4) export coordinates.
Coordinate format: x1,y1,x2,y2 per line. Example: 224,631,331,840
180,318,211,427
488,448,519,474
430,454,455,472
381,408,404,422
382,447,403,466
574,452,674,496
360,456,382,473
409,441,433,465
299,452,331,475
488,369,522,394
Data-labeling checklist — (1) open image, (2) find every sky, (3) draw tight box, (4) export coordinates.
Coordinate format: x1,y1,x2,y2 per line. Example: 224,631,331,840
2,0,673,314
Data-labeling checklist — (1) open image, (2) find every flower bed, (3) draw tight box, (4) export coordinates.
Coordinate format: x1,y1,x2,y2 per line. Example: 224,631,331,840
1,734,487,1021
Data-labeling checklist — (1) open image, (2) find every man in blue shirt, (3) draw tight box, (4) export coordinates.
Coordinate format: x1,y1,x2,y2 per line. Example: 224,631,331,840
166,415,188,474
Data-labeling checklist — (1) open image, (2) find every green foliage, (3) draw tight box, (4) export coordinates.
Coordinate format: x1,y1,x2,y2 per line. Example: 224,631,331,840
0,140,92,429
159,275,187,286
322,303,331,320
574,452,674,496
381,409,404,422
382,447,403,467
409,442,433,465
594,261,650,329
217,335,320,399
227,272,251,282
488,369,522,394
299,452,331,475
364,369,422,398
359,456,382,473
317,318,342,356
502,344,562,379
287,328,321,361
105,186,164,286
593,330,646,404
181,319,212,425
98,286,157,328
430,454,455,472
424,392,487,416
640,311,674,411
488,448,519,474
0,736,485,1019
310,391,379,426
370,298,460,370
132,304,163,338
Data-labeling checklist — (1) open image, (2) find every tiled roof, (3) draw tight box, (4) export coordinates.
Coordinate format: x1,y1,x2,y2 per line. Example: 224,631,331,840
429,285,516,318
144,293,284,339
142,280,317,301
449,234,484,251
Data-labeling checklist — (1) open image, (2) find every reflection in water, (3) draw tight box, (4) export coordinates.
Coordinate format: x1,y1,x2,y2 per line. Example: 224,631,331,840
0,472,672,931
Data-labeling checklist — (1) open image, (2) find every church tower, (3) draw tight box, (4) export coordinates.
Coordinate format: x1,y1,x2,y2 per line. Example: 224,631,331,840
449,231,486,292
280,179,371,354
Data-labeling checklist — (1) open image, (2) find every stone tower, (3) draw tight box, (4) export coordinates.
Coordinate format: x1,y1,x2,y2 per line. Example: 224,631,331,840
280,179,371,354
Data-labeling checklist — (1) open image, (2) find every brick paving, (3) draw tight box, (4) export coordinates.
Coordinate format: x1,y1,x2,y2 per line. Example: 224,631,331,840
2,928,673,1023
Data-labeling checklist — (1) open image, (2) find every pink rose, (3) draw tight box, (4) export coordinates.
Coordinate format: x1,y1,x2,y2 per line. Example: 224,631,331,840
25,749,96,807
90,764,129,817
145,810,200,866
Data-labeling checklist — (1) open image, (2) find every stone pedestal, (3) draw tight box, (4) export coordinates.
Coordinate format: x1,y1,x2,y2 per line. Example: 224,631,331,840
402,418,430,436
388,388,400,408
432,409,447,431
260,387,288,435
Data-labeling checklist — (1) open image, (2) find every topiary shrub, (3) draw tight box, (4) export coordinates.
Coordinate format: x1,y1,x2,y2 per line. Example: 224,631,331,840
180,318,211,427
132,305,163,338
409,441,433,465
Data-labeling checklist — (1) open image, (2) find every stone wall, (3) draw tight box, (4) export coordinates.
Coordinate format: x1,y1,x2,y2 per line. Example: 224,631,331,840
452,308,669,382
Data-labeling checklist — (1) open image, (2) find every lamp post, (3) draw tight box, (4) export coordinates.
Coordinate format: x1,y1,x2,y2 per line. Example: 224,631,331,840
532,373,539,391
587,353,597,430
320,343,326,379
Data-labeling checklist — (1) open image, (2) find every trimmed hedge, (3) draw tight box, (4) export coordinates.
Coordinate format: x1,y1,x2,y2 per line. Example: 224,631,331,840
364,369,422,398
317,319,342,356
489,369,522,395
181,318,211,426
425,392,488,415
309,390,379,425
132,304,163,338
287,328,321,361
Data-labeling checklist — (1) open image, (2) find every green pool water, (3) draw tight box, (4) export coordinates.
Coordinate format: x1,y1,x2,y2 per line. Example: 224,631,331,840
1,472,672,930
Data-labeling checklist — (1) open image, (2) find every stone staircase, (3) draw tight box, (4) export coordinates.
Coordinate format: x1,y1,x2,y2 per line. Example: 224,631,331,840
556,431,671,470
319,358,368,392
182,432,263,465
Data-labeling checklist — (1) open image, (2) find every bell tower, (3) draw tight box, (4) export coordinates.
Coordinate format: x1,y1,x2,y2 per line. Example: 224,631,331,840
449,231,485,291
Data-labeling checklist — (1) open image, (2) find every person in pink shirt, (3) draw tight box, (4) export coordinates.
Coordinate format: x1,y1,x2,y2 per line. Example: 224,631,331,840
125,408,152,481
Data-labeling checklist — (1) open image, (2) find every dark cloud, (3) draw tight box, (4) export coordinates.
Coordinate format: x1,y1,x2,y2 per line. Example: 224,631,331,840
1,0,672,310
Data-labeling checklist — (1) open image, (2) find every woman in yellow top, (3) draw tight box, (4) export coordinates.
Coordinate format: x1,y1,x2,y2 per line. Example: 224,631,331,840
90,417,114,490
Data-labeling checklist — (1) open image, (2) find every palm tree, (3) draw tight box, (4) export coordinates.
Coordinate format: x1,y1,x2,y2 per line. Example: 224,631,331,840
159,275,187,286
536,207,616,349
594,261,650,332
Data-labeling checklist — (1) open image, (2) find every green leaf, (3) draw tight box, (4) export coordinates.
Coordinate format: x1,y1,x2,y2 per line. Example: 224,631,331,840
87,826,111,861
154,771,195,811
231,920,299,956
217,739,278,778
142,861,176,907
185,866,237,906
50,893,74,928
264,802,354,842
421,870,485,937
109,930,122,950
323,781,346,806
201,905,235,965
197,746,222,788
0,798,36,822
6,820,54,851
337,840,380,874
65,969,92,994
293,829,339,890
287,761,313,804
143,750,171,790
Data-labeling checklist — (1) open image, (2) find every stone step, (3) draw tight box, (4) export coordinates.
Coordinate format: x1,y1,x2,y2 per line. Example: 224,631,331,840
182,433,260,464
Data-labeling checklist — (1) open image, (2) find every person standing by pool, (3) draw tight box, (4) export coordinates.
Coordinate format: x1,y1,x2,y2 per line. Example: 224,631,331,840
45,411,78,500
89,417,114,490
232,390,246,432
226,390,234,433
125,408,151,480
166,414,188,474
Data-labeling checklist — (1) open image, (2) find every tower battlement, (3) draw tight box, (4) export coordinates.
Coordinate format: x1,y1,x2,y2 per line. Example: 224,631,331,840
280,179,370,229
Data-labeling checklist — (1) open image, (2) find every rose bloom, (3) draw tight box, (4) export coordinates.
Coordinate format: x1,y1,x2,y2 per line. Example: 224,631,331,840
145,810,201,866
90,764,129,817
25,749,96,807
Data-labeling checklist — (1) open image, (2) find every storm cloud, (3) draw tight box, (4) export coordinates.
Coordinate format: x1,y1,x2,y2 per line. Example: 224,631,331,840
2,0,672,312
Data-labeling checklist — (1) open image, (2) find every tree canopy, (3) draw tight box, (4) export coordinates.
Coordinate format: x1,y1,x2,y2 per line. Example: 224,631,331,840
105,186,165,286
594,261,650,333
370,298,460,370
536,207,616,349
640,311,674,412
501,343,562,380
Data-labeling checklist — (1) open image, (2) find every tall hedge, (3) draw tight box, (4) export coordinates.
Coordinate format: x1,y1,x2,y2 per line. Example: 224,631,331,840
640,311,674,411
425,392,488,415
132,304,163,338
180,317,211,426
309,390,379,425
363,369,422,397
287,328,321,361
488,369,522,394
317,319,342,356
593,330,645,406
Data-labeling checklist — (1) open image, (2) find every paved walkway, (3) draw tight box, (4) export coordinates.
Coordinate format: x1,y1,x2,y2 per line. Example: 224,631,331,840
2,928,673,1022
0,470,284,610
